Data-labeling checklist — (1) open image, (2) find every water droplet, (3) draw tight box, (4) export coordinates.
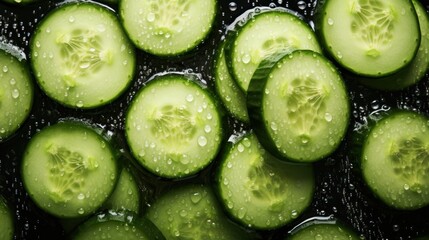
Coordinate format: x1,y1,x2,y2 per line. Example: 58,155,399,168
198,136,207,147
297,1,306,10
77,208,85,215
76,101,84,108
270,122,278,131
190,192,202,203
97,24,106,32
403,184,410,190
315,234,323,240
327,18,334,25
11,89,19,99
147,12,155,22
324,113,333,122
204,125,211,133
77,193,85,200
291,210,298,219
186,94,194,102
179,209,187,217
68,16,75,23
229,2,237,11
9,78,16,85
238,207,246,219
237,143,244,152
241,54,251,64
3,66,8,72
300,135,310,145
79,62,90,69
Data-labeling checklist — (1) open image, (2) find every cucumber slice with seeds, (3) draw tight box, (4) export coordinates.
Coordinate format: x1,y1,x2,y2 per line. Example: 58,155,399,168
22,121,119,218
216,133,314,230
30,2,135,109
214,40,249,123
0,46,33,141
126,73,223,179
120,0,216,56
359,0,429,91
247,50,349,162
361,110,429,210
225,8,321,93
0,196,14,240
316,0,420,77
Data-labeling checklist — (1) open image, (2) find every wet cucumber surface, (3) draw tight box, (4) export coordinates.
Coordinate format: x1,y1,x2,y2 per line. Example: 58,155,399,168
1,0,429,239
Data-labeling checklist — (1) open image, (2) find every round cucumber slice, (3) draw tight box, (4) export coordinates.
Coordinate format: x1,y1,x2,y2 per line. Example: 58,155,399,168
248,50,350,163
288,217,361,240
217,133,314,230
125,73,223,179
225,8,321,93
71,210,165,240
119,0,217,56
22,121,119,218
146,184,251,240
0,196,14,240
0,47,33,141
30,2,135,109
317,0,420,77
362,110,429,210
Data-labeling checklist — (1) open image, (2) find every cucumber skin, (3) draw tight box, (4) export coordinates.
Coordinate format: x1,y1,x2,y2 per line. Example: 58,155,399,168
247,50,350,163
287,219,361,240
314,0,421,78
360,110,429,210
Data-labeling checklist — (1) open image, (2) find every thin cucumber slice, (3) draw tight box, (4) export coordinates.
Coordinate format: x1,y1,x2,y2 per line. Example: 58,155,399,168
125,73,223,179
30,2,135,109
214,41,249,123
225,8,321,92
359,0,429,90
0,196,14,240
361,110,429,210
247,50,349,162
0,47,33,141
102,167,140,214
287,216,361,240
146,184,252,240
22,121,119,218
71,210,165,240
316,0,420,77
120,0,216,56
216,133,314,230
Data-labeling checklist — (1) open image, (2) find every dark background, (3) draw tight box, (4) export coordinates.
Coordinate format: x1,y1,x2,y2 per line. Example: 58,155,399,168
1,0,429,239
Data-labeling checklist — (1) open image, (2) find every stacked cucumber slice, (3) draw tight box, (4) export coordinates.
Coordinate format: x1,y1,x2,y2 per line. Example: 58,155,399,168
0,0,428,239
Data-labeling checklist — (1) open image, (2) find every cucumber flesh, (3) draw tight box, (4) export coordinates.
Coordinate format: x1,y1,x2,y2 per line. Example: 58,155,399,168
226,8,321,92
217,133,314,229
317,0,420,77
0,196,14,240
0,47,33,141
30,2,135,109
120,0,216,56
359,0,429,90
362,110,429,210
22,121,119,218
248,50,350,162
126,73,223,179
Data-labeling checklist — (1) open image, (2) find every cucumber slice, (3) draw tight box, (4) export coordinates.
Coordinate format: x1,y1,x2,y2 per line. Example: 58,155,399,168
225,8,321,93
0,47,33,141
71,210,165,240
146,184,251,240
214,41,249,123
102,167,140,214
288,217,361,240
0,196,14,240
22,121,119,218
1,0,37,4
30,2,135,109
247,50,349,163
119,0,216,56
125,73,223,179
316,0,420,77
216,133,314,230
362,110,429,210
359,0,429,90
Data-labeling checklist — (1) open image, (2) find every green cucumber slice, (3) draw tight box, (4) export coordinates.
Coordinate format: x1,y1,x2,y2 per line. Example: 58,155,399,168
247,50,350,162
288,217,361,240
146,184,251,240
362,110,429,210
0,196,14,240
225,8,321,92
361,110,429,210
30,2,135,109
316,0,420,77
0,46,33,141
126,73,223,179
22,121,119,218
359,0,429,90
119,0,217,56
216,133,314,230
71,210,165,240
214,41,249,123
